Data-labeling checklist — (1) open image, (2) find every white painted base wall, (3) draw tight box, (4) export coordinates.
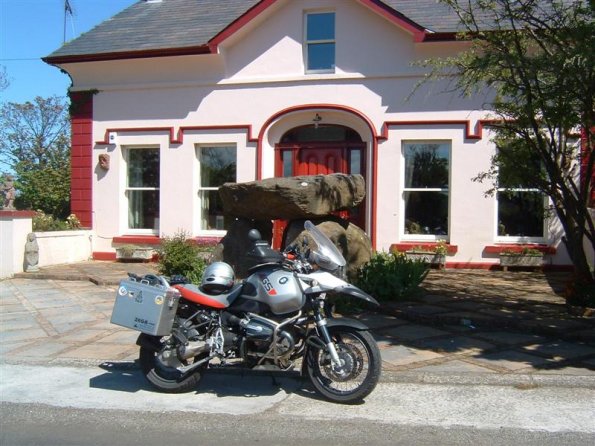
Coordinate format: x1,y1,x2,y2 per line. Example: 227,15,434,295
35,231,93,267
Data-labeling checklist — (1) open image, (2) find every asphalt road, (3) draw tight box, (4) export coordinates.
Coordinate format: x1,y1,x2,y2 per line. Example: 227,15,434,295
2,402,594,446
1,363,594,445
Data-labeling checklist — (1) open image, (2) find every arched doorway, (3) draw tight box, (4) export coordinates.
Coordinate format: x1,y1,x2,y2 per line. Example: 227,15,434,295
273,124,366,247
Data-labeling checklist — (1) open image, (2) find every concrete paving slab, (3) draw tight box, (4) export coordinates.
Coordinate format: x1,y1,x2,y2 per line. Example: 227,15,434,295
520,340,595,360
354,312,405,329
15,341,73,358
95,330,139,344
410,359,498,374
64,343,137,361
378,344,445,365
415,335,495,355
470,350,553,371
376,324,450,341
472,331,547,346
0,329,49,343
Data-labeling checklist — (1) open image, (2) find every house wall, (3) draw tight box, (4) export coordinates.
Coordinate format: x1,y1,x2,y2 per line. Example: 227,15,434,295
60,0,572,267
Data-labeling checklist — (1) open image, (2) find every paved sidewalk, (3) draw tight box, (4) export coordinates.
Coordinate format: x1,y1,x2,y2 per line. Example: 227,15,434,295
2,261,595,385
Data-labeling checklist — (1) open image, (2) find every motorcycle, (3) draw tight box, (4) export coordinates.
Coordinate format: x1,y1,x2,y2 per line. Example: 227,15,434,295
111,220,381,404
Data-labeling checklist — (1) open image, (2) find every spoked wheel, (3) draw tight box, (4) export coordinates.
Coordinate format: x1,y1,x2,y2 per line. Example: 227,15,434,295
306,326,381,404
139,338,203,393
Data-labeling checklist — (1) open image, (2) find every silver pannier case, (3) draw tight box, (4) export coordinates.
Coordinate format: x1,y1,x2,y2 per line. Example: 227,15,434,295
110,276,180,336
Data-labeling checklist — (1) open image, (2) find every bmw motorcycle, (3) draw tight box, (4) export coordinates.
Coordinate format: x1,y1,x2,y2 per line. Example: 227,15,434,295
111,221,381,404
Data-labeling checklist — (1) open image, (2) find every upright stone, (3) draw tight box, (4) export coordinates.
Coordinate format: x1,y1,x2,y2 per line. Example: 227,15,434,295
284,218,372,281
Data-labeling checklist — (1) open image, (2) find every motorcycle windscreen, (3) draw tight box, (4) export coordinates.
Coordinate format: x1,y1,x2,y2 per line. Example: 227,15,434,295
304,220,346,269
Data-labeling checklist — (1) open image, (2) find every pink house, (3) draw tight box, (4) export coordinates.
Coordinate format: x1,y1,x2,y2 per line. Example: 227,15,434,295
44,0,572,268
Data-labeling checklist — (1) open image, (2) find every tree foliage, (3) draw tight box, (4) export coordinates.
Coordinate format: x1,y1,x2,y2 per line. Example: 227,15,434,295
0,96,71,219
421,0,594,291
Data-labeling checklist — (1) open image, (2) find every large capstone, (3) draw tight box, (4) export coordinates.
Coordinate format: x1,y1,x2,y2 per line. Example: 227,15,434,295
219,173,365,220
284,218,372,281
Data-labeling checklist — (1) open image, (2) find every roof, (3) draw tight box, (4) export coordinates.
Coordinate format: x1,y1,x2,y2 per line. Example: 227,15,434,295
43,0,572,64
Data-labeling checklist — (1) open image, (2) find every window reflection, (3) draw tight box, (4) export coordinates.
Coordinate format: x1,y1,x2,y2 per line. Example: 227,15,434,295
403,142,450,237
198,146,236,230
126,148,159,231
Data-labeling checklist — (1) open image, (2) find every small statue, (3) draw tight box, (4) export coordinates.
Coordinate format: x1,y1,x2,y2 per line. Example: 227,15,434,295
98,153,110,170
1,175,16,209
24,233,39,272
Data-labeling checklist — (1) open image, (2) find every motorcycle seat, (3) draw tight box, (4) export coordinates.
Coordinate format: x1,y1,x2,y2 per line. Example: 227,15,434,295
174,283,243,308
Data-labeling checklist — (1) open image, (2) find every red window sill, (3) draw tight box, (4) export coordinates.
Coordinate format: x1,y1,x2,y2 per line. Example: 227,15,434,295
112,235,222,246
484,244,556,255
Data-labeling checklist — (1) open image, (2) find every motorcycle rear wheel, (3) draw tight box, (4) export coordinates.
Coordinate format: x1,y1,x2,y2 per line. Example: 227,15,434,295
306,326,381,404
139,344,203,393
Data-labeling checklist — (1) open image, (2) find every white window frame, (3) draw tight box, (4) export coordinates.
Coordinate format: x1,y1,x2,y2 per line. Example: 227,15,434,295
123,146,160,234
196,144,237,235
304,10,336,74
401,140,451,241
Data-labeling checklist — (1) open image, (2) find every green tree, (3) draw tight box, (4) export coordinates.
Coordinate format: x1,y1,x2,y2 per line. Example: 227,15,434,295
421,0,594,295
0,96,71,219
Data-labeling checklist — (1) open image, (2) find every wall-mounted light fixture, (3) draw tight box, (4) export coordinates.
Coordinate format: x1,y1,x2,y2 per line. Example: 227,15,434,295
312,113,322,129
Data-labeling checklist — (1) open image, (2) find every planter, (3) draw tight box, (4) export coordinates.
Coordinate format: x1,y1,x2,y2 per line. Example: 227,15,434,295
116,246,154,261
406,252,446,268
499,253,543,270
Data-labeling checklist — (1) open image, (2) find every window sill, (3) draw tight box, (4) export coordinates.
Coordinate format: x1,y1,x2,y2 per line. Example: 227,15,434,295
484,244,556,255
113,235,161,245
390,243,458,255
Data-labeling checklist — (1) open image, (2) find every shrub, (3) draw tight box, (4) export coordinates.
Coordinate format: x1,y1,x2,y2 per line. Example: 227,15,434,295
32,210,81,231
355,251,429,302
157,231,208,284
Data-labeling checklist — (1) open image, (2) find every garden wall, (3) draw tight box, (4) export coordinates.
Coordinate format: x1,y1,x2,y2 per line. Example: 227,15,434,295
35,230,93,267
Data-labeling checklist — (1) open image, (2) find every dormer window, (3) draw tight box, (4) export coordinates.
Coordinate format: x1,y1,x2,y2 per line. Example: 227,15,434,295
305,11,335,73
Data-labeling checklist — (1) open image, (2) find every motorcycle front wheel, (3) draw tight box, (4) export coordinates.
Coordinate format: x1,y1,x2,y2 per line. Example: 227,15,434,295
139,339,203,393
306,326,381,404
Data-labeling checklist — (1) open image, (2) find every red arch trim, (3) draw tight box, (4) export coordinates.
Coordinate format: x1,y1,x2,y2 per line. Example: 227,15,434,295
257,104,380,248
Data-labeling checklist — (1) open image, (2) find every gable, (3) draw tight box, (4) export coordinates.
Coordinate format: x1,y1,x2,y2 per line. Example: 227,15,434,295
221,0,427,79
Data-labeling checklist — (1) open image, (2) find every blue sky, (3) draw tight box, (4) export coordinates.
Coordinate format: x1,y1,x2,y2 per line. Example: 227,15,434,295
1,0,137,104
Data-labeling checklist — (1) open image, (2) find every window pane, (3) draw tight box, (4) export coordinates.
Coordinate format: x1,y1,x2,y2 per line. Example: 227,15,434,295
308,43,335,70
200,147,236,187
404,191,449,235
128,149,159,187
307,12,335,40
282,151,293,177
404,143,449,188
128,189,159,230
498,191,544,237
200,190,229,230
350,149,361,175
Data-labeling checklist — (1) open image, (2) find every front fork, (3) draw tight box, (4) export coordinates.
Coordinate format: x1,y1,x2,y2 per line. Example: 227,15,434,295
313,298,343,368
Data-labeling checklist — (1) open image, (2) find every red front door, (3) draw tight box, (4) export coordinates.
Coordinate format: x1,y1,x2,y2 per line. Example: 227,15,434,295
297,146,345,176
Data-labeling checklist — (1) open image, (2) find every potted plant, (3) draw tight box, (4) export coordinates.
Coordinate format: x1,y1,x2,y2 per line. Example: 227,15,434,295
116,244,154,261
499,247,544,270
405,241,448,268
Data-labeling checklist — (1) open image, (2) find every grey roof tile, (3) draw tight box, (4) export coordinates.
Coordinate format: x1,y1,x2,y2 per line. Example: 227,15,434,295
45,0,580,61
